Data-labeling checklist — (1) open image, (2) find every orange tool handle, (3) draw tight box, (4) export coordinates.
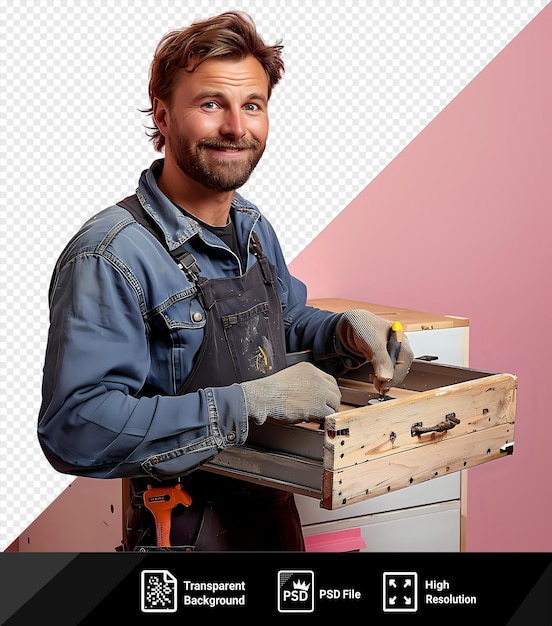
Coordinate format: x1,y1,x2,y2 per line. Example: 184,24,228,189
155,518,172,548
143,483,192,547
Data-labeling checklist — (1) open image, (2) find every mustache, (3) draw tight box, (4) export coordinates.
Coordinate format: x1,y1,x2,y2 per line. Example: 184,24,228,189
197,138,261,151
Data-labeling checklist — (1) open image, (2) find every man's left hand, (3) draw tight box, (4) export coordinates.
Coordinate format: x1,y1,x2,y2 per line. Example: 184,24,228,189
335,309,414,393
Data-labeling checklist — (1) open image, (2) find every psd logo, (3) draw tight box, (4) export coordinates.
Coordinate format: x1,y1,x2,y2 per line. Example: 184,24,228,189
277,570,315,613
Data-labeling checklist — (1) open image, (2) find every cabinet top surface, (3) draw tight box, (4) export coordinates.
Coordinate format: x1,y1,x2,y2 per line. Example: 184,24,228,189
307,298,469,331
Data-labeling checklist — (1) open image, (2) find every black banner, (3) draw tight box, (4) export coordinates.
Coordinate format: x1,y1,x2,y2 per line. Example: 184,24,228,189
1,552,551,624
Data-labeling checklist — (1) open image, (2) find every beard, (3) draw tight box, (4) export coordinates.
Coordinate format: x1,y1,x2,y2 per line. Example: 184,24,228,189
171,131,265,192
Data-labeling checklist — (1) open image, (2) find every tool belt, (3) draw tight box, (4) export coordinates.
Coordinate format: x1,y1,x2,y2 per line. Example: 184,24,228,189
123,472,305,552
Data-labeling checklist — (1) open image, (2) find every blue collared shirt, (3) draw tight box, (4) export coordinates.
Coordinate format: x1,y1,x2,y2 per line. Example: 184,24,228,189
37,160,343,479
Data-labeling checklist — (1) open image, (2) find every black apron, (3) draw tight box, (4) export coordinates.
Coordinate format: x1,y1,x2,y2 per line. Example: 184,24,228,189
118,195,305,551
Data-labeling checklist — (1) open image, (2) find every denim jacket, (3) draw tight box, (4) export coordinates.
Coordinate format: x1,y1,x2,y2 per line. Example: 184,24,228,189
37,160,345,480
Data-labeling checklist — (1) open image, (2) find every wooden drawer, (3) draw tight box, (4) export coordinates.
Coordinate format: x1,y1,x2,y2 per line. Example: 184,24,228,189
204,359,516,510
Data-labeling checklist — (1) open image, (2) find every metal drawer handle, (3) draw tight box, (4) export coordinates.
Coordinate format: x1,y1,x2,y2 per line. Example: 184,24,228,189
411,413,460,437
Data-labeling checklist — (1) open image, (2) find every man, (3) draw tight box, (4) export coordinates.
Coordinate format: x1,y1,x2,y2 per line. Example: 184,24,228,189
37,11,413,551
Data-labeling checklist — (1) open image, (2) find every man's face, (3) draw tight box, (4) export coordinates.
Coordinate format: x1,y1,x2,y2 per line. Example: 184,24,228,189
159,55,270,191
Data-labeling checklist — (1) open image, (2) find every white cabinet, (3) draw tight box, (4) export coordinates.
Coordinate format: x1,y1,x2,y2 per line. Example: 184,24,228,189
297,299,470,552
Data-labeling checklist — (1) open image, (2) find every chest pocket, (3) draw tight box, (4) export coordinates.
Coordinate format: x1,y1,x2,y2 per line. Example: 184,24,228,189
178,252,288,394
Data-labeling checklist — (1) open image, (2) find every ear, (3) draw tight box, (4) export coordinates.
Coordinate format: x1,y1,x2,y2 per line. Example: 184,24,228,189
153,97,170,135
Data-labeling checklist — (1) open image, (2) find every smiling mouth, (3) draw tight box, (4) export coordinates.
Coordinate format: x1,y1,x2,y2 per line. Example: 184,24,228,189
199,139,258,152
207,147,247,159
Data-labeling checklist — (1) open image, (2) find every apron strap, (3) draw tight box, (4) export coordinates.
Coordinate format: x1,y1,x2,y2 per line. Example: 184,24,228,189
117,194,202,285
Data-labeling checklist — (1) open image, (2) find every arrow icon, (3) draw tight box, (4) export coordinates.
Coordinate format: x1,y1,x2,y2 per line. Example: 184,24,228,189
383,572,418,613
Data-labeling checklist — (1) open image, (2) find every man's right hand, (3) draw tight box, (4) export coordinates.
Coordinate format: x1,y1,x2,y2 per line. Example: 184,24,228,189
241,361,341,425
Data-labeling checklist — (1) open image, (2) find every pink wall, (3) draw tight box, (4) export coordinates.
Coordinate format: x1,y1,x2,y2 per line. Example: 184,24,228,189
290,4,552,551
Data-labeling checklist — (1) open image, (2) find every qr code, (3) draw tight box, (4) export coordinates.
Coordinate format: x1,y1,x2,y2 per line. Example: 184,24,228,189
141,569,178,613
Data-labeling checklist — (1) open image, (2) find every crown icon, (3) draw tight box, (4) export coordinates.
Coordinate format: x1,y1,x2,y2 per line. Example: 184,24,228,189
293,580,311,591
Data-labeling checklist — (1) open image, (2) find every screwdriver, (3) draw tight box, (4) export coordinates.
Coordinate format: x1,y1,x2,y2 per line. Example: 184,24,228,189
365,320,403,402
379,321,403,399
388,321,403,364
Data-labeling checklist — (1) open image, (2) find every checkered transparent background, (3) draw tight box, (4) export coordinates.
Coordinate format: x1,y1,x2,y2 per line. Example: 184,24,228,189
1,0,548,549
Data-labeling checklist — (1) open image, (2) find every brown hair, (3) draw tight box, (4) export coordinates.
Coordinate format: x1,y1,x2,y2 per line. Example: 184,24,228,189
145,11,285,151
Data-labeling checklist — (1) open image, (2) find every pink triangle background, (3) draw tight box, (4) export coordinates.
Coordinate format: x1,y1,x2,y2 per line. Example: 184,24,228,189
291,4,552,551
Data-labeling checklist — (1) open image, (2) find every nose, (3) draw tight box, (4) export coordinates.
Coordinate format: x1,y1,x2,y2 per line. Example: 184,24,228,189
220,107,246,139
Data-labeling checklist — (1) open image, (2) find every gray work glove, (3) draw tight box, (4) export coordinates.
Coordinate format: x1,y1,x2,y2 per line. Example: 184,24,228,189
335,309,414,393
241,361,341,425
